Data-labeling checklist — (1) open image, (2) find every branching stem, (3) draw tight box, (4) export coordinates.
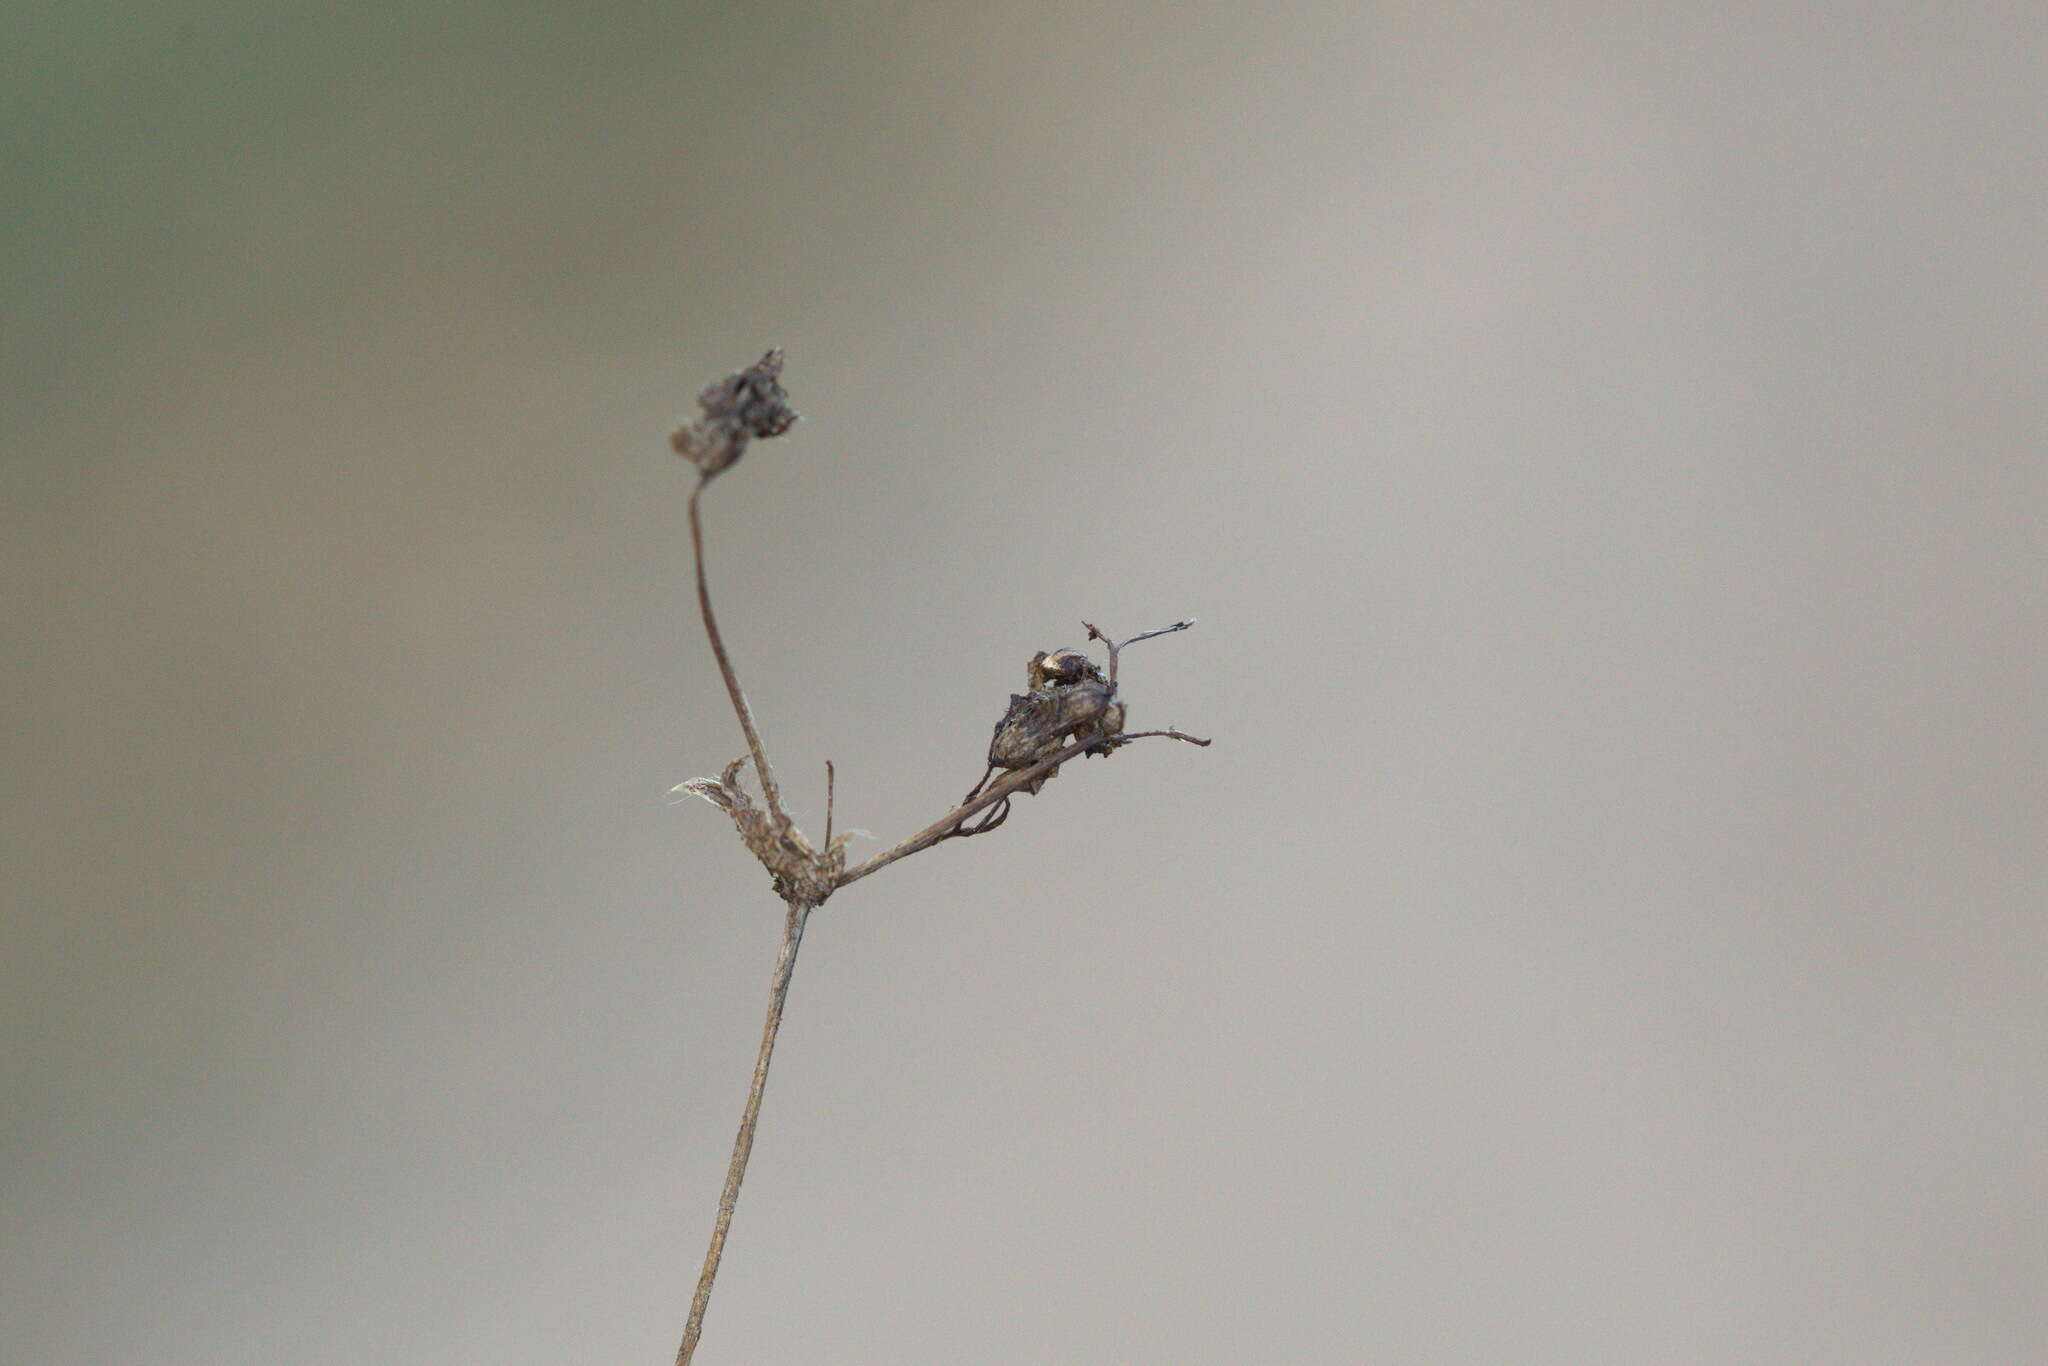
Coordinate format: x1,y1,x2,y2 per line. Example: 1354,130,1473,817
1084,617,1195,685
668,357,1207,1365
835,726,1210,889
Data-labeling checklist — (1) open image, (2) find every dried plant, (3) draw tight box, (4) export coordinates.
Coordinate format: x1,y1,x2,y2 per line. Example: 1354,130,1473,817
664,351,1209,1364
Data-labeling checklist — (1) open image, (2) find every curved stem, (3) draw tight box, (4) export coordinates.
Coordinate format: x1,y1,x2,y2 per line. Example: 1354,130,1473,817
675,900,813,1366
689,480,784,818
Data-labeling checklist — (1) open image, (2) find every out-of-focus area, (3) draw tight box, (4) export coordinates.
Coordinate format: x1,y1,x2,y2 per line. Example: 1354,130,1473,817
6,3,2044,1362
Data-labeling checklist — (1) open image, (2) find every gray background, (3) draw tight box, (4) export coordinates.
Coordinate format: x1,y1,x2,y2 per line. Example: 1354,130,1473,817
7,3,2044,1363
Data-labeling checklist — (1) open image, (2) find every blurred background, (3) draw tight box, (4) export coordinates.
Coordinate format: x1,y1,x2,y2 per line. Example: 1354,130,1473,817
6,3,2044,1362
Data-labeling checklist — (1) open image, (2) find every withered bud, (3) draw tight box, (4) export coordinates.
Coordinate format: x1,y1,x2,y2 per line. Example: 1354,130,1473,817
984,652,1126,793
671,349,799,479
954,624,1198,837
1028,648,1104,690
1057,678,1125,739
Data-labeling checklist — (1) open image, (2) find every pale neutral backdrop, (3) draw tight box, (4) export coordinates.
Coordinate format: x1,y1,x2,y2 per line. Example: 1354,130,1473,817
7,4,2044,1363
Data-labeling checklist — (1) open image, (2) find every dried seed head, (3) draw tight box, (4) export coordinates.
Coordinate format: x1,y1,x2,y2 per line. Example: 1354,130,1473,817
983,648,1127,793
946,620,1201,848
987,691,1066,774
1057,678,1124,737
671,349,799,479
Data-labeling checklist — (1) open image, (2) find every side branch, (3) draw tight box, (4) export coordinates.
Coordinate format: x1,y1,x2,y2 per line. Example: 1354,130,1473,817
1084,618,1195,685
675,900,813,1366
689,480,784,818
835,728,1209,890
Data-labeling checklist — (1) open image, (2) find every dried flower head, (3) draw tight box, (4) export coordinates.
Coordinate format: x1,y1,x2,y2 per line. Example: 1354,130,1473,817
955,645,1134,837
670,349,799,479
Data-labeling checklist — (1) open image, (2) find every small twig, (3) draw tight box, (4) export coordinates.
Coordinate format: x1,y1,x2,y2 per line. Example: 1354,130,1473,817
1115,729,1212,746
835,726,1207,889
675,899,813,1366
1083,618,1195,685
954,799,1012,837
824,761,835,847
689,480,784,819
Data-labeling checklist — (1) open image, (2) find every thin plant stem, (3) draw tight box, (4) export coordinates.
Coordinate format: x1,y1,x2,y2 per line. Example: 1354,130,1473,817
835,726,1210,890
1084,618,1195,686
689,479,784,818
675,899,813,1366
